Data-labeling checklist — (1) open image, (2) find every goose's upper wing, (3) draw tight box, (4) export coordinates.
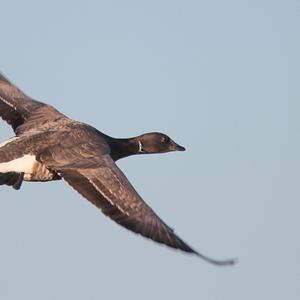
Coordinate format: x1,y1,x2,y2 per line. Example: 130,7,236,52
0,73,66,133
39,141,235,266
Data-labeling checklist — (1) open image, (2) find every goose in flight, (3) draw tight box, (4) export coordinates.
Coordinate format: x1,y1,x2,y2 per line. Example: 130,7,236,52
0,73,235,266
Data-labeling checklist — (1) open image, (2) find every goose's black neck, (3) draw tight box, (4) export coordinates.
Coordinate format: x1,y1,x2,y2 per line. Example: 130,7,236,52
109,137,139,161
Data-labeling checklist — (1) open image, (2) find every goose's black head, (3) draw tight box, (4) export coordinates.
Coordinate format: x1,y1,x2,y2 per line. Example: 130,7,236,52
136,132,185,154
109,132,185,161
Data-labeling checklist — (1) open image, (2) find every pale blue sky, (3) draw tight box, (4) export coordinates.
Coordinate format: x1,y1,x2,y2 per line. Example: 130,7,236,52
0,1,299,299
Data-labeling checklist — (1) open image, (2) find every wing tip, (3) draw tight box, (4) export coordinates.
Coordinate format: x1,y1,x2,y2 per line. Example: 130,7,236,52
188,247,237,266
173,235,237,266
194,251,238,266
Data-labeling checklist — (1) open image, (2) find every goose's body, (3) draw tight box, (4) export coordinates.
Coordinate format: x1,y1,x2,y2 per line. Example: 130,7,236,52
0,73,235,266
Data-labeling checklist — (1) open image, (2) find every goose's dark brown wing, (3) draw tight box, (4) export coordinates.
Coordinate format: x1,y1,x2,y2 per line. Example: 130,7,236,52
39,144,235,266
0,73,66,133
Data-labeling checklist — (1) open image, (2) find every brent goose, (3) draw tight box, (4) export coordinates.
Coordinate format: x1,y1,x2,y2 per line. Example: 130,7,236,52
0,73,235,266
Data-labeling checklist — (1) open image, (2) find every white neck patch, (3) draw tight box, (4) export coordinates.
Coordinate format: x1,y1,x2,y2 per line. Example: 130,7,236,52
138,140,143,153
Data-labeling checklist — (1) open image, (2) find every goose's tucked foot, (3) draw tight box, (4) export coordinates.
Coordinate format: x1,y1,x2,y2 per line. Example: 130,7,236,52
0,172,24,190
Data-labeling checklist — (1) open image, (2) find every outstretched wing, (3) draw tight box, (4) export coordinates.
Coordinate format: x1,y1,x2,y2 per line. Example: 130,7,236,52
0,73,66,133
39,143,235,266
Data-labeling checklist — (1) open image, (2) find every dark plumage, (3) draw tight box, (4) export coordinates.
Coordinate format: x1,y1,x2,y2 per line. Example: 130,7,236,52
0,73,235,266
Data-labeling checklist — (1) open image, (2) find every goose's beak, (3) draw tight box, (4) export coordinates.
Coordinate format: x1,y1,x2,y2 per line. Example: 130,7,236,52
175,144,185,151
172,141,185,151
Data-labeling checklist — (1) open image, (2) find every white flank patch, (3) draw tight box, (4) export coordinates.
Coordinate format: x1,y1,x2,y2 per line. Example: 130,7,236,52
0,137,19,148
0,154,36,174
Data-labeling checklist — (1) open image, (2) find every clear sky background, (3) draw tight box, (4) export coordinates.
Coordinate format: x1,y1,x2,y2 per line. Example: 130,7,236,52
0,1,299,299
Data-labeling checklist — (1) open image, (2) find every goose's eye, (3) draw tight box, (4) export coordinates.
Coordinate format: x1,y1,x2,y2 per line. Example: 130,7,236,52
161,136,169,143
